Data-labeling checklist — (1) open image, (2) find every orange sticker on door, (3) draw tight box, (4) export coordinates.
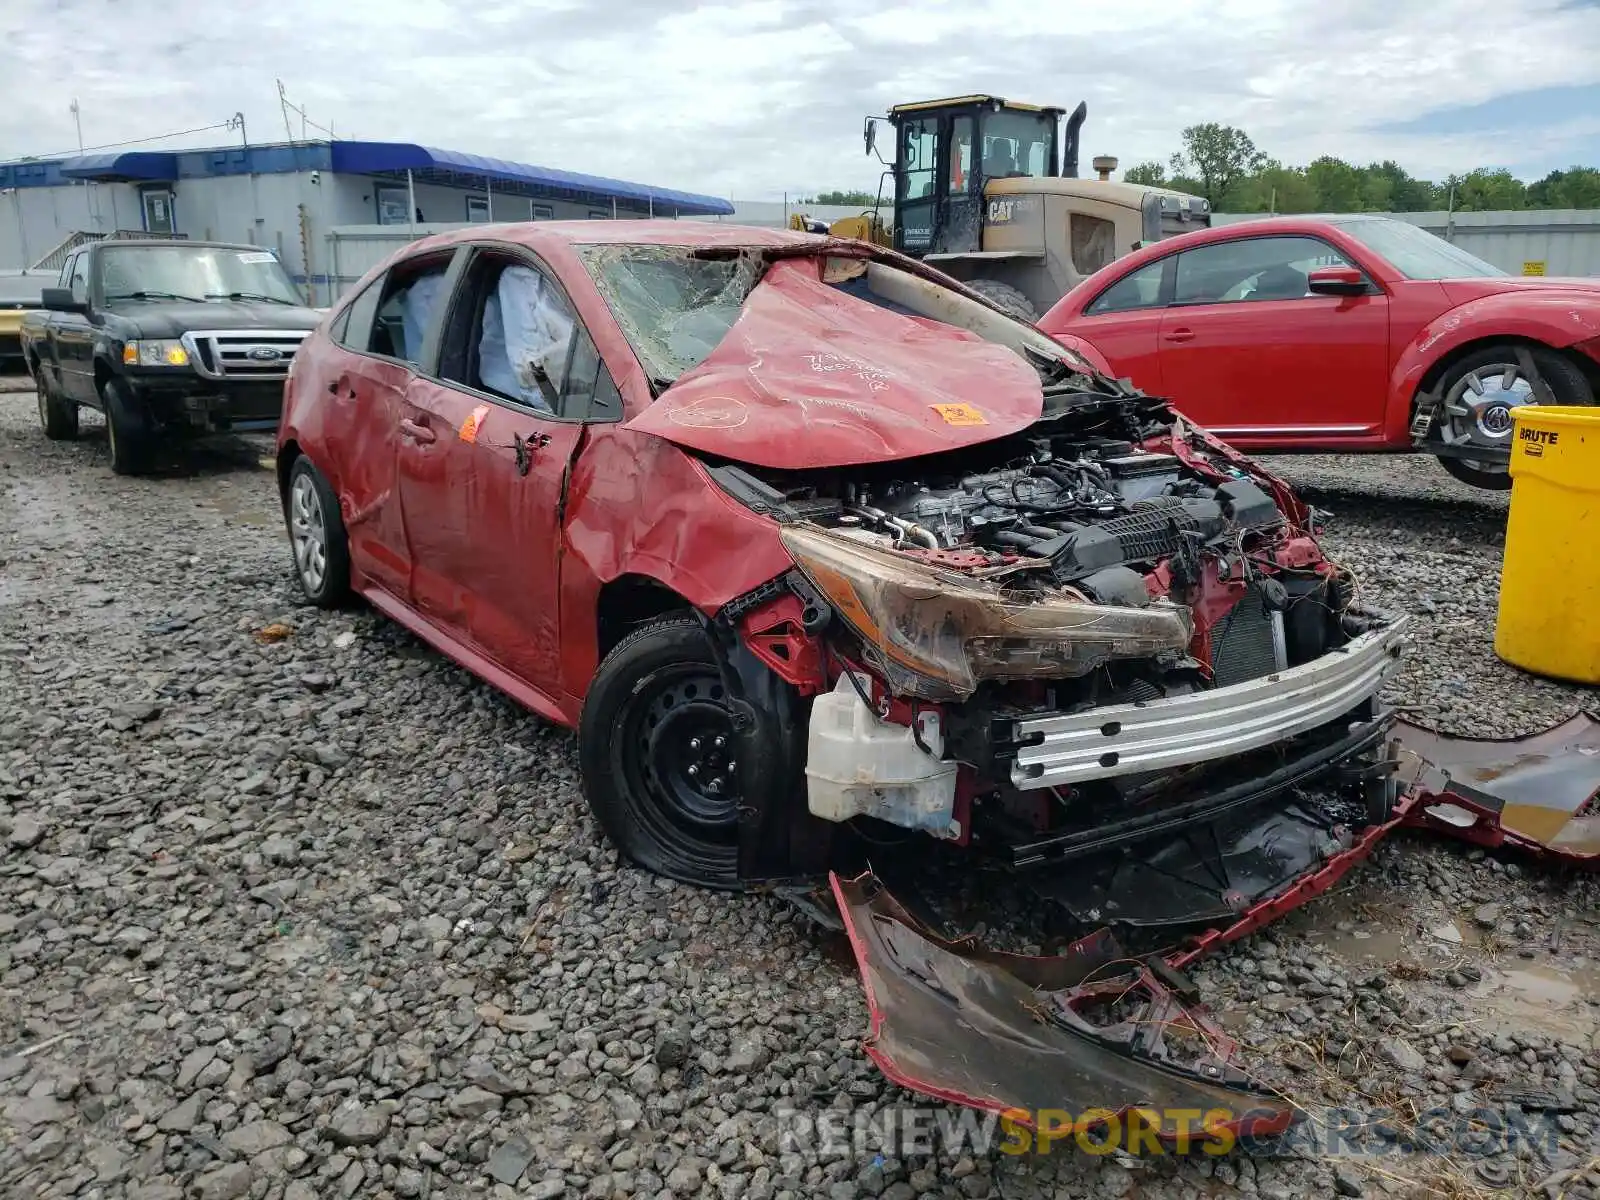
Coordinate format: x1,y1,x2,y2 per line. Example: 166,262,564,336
459,404,491,443
931,403,988,426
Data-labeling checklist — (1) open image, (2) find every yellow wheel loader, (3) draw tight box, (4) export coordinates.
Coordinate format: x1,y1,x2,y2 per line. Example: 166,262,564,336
828,95,1211,319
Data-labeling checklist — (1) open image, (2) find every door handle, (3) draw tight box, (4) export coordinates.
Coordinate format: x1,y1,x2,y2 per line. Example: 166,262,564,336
1164,328,1196,343
398,418,436,444
512,430,552,476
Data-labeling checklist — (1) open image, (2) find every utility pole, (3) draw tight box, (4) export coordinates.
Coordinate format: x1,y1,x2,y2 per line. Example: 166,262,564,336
277,80,294,141
70,100,84,151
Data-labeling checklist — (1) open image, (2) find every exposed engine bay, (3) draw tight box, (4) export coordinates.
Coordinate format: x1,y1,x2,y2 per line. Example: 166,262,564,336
708,389,1385,695
706,388,1410,945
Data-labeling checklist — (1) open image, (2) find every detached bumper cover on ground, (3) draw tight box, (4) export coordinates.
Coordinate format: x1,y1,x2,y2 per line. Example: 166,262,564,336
830,713,1599,1140
831,873,1300,1143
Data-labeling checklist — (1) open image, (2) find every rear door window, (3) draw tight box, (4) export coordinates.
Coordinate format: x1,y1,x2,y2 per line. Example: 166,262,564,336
336,278,383,351
371,259,454,366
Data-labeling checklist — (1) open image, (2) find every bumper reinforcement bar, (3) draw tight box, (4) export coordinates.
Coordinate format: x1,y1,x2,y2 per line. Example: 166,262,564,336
1009,620,1409,790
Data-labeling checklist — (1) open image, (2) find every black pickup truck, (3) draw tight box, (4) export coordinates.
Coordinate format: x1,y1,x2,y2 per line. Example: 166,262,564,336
20,239,324,474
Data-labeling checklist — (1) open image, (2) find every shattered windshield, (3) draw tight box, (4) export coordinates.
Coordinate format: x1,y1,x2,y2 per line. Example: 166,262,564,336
577,245,763,383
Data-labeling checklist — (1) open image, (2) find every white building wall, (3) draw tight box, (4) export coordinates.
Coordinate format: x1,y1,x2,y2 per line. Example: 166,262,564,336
0,181,141,270
2,170,655,305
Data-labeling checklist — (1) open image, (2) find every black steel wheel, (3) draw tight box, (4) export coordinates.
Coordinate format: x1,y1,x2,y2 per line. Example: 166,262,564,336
579,615,761,888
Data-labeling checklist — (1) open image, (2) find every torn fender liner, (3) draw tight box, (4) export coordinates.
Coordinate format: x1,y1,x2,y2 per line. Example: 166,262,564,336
830,873,1298,1143
1396,714,1600,864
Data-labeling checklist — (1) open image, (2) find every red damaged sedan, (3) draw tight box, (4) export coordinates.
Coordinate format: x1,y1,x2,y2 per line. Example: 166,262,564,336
1038,215,1600,490
277,219,1406,902
273,220,1600,1137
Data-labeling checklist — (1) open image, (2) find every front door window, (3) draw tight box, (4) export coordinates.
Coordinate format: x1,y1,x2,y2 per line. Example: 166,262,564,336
142,189,175,235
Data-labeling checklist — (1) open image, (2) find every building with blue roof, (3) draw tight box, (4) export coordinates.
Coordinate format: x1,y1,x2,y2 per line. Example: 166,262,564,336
0,139,734,305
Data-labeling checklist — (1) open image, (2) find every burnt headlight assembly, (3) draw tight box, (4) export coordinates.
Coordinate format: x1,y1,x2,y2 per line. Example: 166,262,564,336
780,525,1193,700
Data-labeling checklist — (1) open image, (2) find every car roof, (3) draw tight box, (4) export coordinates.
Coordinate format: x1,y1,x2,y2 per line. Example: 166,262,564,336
415,218,826,254
1084,213,1399,277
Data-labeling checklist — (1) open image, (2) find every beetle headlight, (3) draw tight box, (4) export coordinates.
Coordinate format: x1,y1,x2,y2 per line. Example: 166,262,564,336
123,339,190,367
779,525,1193,700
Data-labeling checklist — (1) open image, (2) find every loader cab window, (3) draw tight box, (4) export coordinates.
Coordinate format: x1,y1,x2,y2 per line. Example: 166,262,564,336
982,109,1052,179
949,116,975,193
899,117,940,201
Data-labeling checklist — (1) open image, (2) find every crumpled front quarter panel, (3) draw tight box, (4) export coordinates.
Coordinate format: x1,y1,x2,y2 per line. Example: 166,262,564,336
624,259,1045,469
558,425,796,698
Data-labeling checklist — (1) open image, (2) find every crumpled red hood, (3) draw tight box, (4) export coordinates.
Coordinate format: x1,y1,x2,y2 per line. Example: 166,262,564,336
624,259,1045,469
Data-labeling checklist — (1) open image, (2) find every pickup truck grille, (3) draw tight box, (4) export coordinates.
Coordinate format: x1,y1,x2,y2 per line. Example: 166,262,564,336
181,329,310,381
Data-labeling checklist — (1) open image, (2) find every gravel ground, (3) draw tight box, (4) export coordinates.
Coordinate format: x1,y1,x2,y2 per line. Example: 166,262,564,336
1,377,1597,1200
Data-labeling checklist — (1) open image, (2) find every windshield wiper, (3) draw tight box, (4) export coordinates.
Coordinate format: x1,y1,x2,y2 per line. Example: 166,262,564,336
105,290,206,303
207,291,296,305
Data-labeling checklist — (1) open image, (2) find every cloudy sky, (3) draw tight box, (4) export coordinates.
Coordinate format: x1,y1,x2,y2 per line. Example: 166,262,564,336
3,0,1599,203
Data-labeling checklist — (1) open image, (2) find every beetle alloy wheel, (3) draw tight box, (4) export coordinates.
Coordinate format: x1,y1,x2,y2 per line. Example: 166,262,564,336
624,665,742,839
1439,361,1536,472
288,472,328,593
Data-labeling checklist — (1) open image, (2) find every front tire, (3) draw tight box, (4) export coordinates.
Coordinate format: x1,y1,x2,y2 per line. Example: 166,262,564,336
1433,344,1594,491
284,456,352,608
964,278,1037,321
580,614,775,889
36,370,79,441
102,378,153,476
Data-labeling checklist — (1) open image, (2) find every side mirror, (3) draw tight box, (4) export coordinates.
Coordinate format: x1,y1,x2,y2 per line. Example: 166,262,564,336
41,287,87,314
863,118,876,157
1306,265,1368,297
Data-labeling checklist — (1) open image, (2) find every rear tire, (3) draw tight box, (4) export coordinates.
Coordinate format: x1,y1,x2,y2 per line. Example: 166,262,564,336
102,378,153,476
284,456,353,608
36,370,78,440
964,278,1037,321
1433,344,1594,491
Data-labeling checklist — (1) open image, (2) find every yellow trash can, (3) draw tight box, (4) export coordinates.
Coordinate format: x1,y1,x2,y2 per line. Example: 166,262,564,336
1494,405,1600,684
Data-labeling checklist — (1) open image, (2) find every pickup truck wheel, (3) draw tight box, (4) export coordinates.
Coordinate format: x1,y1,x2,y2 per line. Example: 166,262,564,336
579,614,764,889
36,373,78,440
102,379,153,476
1434,345,1594,491
284,457,352,608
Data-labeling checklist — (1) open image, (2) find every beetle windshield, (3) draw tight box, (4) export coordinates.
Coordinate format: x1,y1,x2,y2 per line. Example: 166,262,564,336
1329,218,1507,280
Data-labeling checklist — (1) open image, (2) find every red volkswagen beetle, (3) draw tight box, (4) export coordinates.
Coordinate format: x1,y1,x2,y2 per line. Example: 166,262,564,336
1037,215,1600,489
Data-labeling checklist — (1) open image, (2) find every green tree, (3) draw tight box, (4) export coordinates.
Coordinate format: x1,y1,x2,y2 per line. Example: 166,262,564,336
1527,167,1600,208
1365,160,1442,211
1171,124,1265,207
1306,156,1364,211
800,190,876,206
1445,169,1527,211
1122,161,1167,185
1227,160,1317,213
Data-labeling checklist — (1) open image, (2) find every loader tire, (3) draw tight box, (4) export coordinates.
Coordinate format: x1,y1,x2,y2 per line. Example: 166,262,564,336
965,279,1037,321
